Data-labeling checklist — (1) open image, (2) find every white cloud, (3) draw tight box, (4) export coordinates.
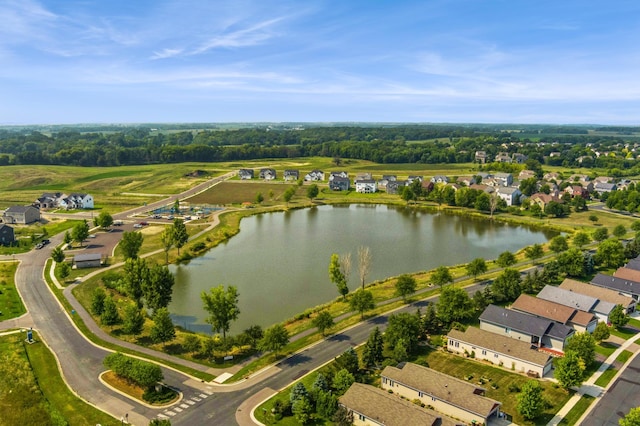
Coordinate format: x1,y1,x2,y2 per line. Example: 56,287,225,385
192,17,285,54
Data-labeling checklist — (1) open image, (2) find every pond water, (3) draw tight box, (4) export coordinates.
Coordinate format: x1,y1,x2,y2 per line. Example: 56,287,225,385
169,204,556,334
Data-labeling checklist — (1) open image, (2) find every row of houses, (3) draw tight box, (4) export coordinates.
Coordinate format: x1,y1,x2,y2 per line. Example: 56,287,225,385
339,362,502,426
445,271,640,380
1,192,94,227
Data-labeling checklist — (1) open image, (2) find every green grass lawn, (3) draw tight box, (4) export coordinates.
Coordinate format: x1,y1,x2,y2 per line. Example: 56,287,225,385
0,261,26,319
558,395,595,426
610,326,639,340
616,349,633,364
595,341,619,357
594,366,618,387
0,331,119,425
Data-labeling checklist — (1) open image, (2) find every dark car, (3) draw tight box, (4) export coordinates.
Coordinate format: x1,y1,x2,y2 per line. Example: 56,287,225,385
42,239,50,245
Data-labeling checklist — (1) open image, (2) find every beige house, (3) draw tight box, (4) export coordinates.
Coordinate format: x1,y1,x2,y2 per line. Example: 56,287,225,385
447,327,554,378
559,278,636,314
381,363,501,425
339,383,454,426
2,205,40,224
511,294,597,333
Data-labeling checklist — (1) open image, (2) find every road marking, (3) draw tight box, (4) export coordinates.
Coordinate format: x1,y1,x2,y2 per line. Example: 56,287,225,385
157,414,170,419
180,403,190,409
173,407,183,413
199,393,208,398
192,397,202,402
186,400,196,405
164,411,176,416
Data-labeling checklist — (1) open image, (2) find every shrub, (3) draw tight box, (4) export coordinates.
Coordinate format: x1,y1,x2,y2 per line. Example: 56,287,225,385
103,353,163,389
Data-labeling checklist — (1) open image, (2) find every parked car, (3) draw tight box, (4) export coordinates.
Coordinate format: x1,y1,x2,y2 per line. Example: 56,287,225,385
35,243,44,249
133,223,143,228
42,239,51,245
139,221,148,226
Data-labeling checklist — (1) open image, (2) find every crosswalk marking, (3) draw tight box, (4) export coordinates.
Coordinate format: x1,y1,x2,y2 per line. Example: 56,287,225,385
192,397,202,402
186,400,195,405
199,393,208,398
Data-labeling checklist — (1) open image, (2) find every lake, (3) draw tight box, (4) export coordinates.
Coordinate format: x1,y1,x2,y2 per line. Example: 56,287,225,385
169,204,556,334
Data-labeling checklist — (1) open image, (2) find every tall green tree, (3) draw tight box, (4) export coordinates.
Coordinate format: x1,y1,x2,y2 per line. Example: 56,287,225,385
120,231,144,260
556,247,587,278
243,325,264,349
384,312,422,355
613,224,627,239
555,350,586,389
549,235,569,253
496,250,517,268
436,286,474,325
122,303,145,335
593,227,609,242
596,238,626,269
466,258,487,280
160,227,174,264
394,274,417,302
91,287,107,316
313,311,334,337
144,264,175,312
565,332,596,367
100,296,120,326
150,307,176,346
95,211,113,229
306,184,319,201
430,265,453,287
492,268,522,302
71,220,90,247
517,380,545,420
58,262,71,282
349,289,375,319
592,322,610,343
172,218,189,255
259,324,289,357
201,285,240,340
51,246,65,263
610,304,630,328
123,258,149,308
572,231,591,248
329,253,348,300
361,327,384,369
525,244,544,264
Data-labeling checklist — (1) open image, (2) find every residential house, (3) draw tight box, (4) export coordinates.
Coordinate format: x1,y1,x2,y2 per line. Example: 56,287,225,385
0,224,14,246
475,172,492,180
407,175,423,184
381,363,501,425
447,327,553,377
529,193,563,210
59,193,94,210
34,192,64,209
537,285,615,323
430,175,449,184
559,278,636,314
339,383,450,426
456,176,476,187
564,185,589,199
496,187,522,206
421,180,435,193
511,294,597,333
355,172,372,181
355,179,377,193
238,169,254,180
475,151,487,163
512,153,528,164
624,257,640,272
259,168,276,180
304,170,324,181
603,270,640,300
494,152,512,163
283,170,299,181
377,175,396,190
469,183,495,194
493,173,513,186
2,205,40,224
518,170,537,180
329,171,349,180
594,176,612,184
386,180,407,195
594,182,617,194
543,172,561,182
329,176,350,191
617,179,634,191
479,304,574,353
73,253,102,269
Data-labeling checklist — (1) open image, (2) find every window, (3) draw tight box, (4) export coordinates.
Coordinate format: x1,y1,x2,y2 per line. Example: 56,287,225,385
432,397,436,402
482,350,487,356
505,327,511,334
418,391,424,397
359,414,365,421
494,353,499,358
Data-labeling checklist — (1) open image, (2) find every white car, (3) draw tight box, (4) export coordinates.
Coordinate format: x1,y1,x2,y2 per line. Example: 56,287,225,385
133,223,143,228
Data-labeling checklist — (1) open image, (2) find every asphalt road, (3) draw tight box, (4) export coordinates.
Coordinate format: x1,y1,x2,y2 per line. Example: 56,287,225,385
580,352,640,426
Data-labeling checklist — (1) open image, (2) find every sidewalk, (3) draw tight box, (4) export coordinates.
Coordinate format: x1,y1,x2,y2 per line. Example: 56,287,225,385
547,327,640,426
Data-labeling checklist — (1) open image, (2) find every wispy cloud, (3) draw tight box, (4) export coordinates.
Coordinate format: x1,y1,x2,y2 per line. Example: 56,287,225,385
192,17,285,54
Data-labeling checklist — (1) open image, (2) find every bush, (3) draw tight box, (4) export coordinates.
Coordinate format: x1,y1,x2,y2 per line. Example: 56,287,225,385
143,384,177,404
190,242,206,252
103,353,163,389
508,383,521,393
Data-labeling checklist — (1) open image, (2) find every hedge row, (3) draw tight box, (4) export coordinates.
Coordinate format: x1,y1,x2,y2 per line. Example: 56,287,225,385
103,352,163,389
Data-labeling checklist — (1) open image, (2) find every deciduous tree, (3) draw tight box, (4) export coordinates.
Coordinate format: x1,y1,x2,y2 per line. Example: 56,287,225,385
349,289,374,319
329,253,348,300
144,264,175,312
549,235,569,253
259,324,289,357
619,407,640,426
71,220,90,247
596,238,625,269
121,231,144,260
610,304,630,328
394,274,417,302
313,311,334,337
95,211,113,229
122,303,145,335
430,265,453,287
357,246,372,290
160,227,174,264
572,231,591,248
436,286,474,325
385,312,422,355
492,268,522,302
306,184,319,201
566,332,596,367
123,257,149,308
150,307,175,346
172,218,189,255
496,250,517,268
525,243,544,264
466,258,487,281
201,285,240,340
555,350,586,389
517,380,545,420
592,322,610,342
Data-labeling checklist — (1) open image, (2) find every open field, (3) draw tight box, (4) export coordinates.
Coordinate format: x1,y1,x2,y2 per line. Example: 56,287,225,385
0,261,25,319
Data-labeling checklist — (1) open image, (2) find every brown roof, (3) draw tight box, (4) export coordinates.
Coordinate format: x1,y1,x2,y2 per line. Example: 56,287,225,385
511,294,575,324
381,363,500,418
614,267,640,283
560,278,634,308
448,327,552,367
339,383,447,426
569,310,597,327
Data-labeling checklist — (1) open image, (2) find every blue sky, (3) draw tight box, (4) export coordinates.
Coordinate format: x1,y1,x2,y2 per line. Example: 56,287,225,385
1,0,639,125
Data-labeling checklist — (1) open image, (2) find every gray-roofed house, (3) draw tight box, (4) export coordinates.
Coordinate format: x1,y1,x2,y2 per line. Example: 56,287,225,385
381,363,501,425
73,253,103,269
386,180,407,195
329,171,348,180
430,175,449,184
594,272,640,301
447,327,554,378
594,182,617,194
354,179,377,193
304,170,324,181
537,285,615,323
283,170,299,181
339,383,451,426
259,168,276,180
625,257,640,271
3,205,40,224
496,186,522,206
494,172,513,186
511,294,597,333
0,224,14,246
329,176,350,191
560,278,636,314
238,169,254,180
479,304,573,353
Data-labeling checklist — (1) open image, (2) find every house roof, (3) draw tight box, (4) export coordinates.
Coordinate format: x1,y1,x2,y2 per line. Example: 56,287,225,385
511,294,575,324
570,310,597,327
624,258,640,271
74,253,102,262
497,186,521,195
5,205,39,213
381,363,500,418
559,279,635,308
613,268,640,285
447,327,552,367
0,223,14,232
479,304,552,337
594,272,640,296
339,383,446,426
537,285,597,311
